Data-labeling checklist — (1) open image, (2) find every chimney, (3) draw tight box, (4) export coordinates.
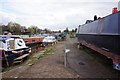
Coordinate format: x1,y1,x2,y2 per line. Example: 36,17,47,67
112,7,118,14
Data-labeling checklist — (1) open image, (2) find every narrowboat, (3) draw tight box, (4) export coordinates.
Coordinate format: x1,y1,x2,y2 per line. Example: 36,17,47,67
76,11,120,70
0,35,31,67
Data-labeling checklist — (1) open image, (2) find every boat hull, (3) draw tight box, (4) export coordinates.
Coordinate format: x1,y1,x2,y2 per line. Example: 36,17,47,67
76,34,120,55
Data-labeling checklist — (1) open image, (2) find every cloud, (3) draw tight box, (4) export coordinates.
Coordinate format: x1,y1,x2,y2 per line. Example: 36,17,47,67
0,11,17,24
0,0,118,30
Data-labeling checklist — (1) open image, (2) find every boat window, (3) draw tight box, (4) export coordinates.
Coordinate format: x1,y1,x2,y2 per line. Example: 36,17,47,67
9,40,15,49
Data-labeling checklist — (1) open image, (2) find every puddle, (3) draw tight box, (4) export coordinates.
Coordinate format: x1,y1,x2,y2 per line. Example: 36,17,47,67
78,62,85,65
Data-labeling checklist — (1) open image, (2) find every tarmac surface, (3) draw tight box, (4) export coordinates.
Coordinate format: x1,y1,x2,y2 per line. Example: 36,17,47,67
66,36,120,78
2,35,120,78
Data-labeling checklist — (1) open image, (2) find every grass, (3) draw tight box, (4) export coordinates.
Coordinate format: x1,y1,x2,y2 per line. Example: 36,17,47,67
70,32,76,38
28,47,54,65
43,47,54,54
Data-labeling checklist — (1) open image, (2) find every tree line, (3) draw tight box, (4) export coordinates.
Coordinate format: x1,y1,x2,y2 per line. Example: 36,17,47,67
0,22,77,35
0,22,51,35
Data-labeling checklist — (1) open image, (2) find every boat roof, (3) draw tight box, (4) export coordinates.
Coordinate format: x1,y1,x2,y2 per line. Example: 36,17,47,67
0,35,21,38
81,11,120,26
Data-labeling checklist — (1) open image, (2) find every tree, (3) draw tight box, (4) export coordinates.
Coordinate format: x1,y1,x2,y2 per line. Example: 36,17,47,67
27,27,35,34
34,26,41,34
75,28,77,32
36,28,41,34
7,22,21,35
44,28,51,33
72,29,75,32
64,27,69,33
59,30,61,33
27,25,40,34
0,25,2,35
21,26,27,34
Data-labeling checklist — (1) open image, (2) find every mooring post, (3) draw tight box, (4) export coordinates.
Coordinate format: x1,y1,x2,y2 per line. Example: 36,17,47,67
64,51,67,68
64,48,70,68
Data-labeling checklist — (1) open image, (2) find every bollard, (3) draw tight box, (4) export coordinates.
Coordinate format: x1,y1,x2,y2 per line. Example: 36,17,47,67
64,49,70,68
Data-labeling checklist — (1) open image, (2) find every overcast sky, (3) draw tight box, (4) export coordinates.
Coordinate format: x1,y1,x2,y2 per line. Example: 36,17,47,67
0,0,119,31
